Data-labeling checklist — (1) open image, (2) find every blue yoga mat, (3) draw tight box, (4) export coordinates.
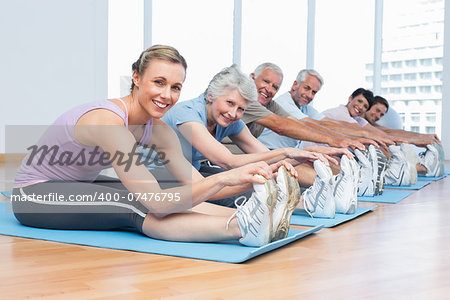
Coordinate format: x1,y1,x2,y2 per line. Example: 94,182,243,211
0,203,322,263
290,206,376,228
384,180,430,190
445,169,450,175
358,189,413,204
417,174,446,181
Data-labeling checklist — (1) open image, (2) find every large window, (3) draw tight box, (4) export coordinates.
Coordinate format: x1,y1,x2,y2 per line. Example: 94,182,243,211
152,0,234,101
108,0,143,98
108,0,234,101
106,0,445,140
314,0,374,111
241,0,307,93
382,0,444,137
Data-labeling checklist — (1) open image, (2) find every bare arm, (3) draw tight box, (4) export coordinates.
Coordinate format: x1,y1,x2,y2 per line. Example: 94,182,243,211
255,114,366,150
373,124,440,146
308,118,395,148
229,126,268,153
178,121,303,169
75,113,270,216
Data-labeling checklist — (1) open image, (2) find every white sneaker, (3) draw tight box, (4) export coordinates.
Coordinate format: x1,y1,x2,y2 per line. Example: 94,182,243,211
367,145,379,188
385,145,412,186
349,157,361,199
227,175,276,247
432,142,445,177
372,146,388,195
333,155,357,214
419,144,442,177
302,160,335,218
355,148,376,196
272,166,300,241
400,143,418,184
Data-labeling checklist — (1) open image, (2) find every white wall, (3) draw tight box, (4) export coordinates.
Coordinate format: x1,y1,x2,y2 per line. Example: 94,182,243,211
0,0,108,153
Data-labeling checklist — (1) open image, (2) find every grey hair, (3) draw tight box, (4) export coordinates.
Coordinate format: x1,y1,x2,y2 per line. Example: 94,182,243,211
295,69,324,89
253,62,284,85
205,64,257,103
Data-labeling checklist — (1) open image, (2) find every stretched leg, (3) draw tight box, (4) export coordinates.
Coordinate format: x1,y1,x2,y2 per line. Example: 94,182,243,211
12,180,148,232
295,163,316,187
192,202,236,217
142,212,241,242
13,180,244,243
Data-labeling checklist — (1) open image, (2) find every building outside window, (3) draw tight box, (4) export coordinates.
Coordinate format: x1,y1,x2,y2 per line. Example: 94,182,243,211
404,73,417,80
420,86,432,93
390,87,402,94
390,74,402,81
405,59,417,67
405,87,416,93
420,58,432,66
367,0,444,137
426,112,436,122
426,126,436,134
419,72,432,80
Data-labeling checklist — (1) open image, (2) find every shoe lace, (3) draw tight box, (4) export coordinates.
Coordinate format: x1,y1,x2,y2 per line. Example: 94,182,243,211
225,195,249,230
418,151,426,159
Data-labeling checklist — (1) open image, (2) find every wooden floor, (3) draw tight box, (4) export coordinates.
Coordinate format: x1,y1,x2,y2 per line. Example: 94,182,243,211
1,161,449,299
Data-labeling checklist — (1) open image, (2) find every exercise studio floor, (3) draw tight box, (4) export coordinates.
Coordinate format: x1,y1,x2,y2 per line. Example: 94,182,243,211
0,160,449,299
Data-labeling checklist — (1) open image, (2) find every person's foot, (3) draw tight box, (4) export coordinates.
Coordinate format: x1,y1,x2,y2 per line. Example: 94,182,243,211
348,157,361,200
355,148,376,196
367,145,380,190
373,146,388,195
400,143,418,184
302,160,335,218
419,144,442,177
432,142,445,177
272,166,300,242
385,145,412,186
227,175,276,247
333,155,357,214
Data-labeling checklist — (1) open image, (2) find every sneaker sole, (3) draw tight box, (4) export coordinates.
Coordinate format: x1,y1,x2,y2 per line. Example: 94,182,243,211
265,178,277,243
272,167,300,241
375,148,388,195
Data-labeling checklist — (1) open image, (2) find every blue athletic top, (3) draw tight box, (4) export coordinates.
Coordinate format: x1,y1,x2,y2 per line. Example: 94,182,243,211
161,93,245,170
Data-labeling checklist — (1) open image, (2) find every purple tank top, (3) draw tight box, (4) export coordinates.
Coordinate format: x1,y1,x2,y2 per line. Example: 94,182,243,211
14,99,153,185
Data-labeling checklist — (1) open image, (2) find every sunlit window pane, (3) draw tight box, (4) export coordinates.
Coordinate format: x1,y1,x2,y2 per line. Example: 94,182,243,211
108,0,143,98
315,0,374,111
382,0,443,136
241,0,307,93
152,0,234,101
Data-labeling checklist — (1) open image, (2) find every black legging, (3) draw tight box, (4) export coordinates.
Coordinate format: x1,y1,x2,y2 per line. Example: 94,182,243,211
12,176,148,233
199,161,252,208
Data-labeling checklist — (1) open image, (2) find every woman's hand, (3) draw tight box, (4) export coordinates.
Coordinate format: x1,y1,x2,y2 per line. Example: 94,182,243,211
220,161,273,186
285,148,332,165
269,160,298,178
305,146,354,160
